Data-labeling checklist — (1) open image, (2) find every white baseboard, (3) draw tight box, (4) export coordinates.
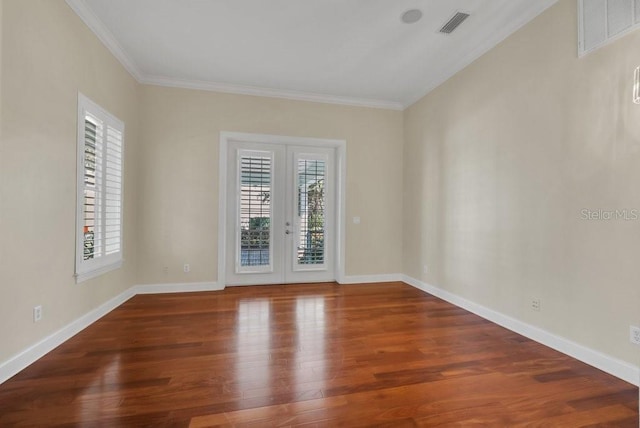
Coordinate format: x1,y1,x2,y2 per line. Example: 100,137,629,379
134,281,223,294
0,281,224,385
5,276,636,388
339,273,403,284
402,275,640,387
0,287,136,384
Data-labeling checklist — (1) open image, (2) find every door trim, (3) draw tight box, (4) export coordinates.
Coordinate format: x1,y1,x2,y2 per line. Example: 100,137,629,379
218,132,346,286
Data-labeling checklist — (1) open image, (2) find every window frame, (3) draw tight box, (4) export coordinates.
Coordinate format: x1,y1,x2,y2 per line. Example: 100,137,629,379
75,93,125,283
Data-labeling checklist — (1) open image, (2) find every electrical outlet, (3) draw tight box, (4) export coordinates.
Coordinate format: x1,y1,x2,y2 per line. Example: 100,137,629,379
163,266,168,274
423,264,429,274
33,306,42,322
531,298,541,312
630,326,640,346
183,264,190,273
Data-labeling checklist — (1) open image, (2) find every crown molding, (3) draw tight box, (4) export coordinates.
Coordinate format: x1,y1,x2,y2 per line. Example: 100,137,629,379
65,0,403,111
65,0,143,81
66,0,556,111
140,75,405,111
404,0,559,108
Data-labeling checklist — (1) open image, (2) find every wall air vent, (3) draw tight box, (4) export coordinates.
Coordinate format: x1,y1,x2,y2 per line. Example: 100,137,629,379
439,12,470,34
578,0,640,56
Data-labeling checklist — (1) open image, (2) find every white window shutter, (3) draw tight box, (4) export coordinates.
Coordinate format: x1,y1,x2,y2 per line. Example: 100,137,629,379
104,125,123,256
82,114,103,261
76,94,124,283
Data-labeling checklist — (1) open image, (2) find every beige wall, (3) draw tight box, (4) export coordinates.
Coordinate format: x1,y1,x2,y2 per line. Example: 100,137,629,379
1,0,3,143
0,0,404,370
1,0,638,379
137,86,404,284
404,0,640,366
0,0,139,363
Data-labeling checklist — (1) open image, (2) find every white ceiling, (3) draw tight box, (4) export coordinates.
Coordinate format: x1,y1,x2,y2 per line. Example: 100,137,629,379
67,0,557,110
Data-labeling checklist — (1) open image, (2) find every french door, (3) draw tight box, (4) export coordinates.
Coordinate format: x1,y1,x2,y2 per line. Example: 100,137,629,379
225,141,336,285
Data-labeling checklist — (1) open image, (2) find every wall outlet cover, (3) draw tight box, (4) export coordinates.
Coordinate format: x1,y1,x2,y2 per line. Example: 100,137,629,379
33,306,43,322
531,298,541,312
630,326,640,346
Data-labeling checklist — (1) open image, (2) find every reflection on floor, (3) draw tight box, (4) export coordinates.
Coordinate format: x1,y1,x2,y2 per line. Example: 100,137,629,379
0,282,637,426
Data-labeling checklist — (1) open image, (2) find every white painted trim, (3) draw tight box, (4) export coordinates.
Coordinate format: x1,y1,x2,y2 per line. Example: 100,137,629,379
66,0,558,111
218,132,347,287
134,282,223,294
0,281,226,385
404,0,558,107
64,0,142,81
75,93,125,284
335,143,347,285
402,275,640,387
0,287,135,384
64,0,403,111
142,75,404,111
75,260,123,283
217,134,229,289
221,132,346,149
6,276,635,389
339,274,404,284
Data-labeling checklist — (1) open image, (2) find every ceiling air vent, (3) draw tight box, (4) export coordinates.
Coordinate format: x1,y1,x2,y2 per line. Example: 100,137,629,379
439,12,470,34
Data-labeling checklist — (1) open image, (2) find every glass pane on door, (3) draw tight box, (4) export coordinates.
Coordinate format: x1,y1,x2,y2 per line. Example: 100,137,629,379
296,159,326,266
238,154,272,271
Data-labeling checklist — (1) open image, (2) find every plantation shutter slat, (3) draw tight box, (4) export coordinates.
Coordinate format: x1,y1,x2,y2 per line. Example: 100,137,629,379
76,94,124,282
82,116,103,260
104,125,122,256
81,115,123,259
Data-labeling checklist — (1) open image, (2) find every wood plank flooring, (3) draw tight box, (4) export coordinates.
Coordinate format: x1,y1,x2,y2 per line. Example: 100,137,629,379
0,282,637,427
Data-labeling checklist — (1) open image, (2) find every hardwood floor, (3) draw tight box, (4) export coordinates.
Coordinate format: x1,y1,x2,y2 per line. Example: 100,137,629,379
0,282,637,427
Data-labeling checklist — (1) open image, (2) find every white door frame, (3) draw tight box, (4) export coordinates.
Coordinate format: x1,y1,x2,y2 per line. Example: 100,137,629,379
218,131,346,286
